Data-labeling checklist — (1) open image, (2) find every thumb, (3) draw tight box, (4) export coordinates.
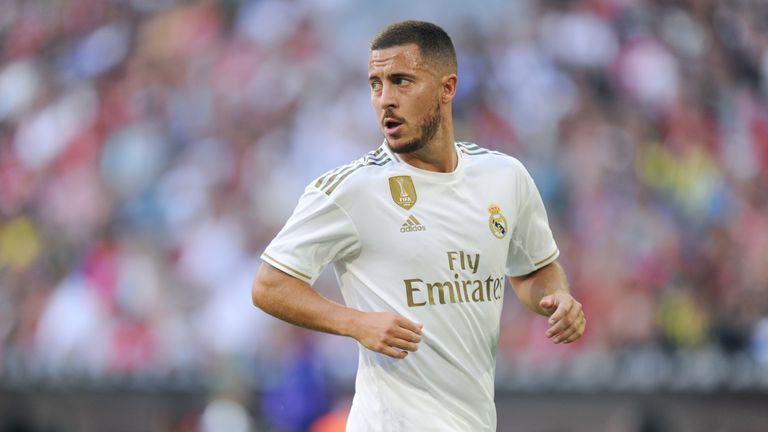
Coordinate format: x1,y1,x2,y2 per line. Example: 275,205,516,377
539,295,557,310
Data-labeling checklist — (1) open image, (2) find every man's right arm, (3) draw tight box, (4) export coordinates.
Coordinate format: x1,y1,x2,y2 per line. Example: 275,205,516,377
252,261,422,359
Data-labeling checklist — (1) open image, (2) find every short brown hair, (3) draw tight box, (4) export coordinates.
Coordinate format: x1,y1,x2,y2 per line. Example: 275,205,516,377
370,20,457,74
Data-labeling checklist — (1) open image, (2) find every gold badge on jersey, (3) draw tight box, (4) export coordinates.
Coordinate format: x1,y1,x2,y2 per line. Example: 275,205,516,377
488,204,507,239
389,176,417,210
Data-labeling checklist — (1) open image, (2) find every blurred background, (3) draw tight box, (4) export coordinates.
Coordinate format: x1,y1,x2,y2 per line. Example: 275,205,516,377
1,0,768,431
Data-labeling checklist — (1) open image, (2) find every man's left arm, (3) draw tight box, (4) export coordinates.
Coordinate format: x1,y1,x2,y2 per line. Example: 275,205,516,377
508,260,586,344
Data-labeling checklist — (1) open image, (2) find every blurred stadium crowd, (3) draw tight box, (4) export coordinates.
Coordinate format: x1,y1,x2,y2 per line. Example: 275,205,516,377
1,0,768,428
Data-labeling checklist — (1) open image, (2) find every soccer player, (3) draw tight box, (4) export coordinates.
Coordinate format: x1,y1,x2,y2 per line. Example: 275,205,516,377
252,20,586,431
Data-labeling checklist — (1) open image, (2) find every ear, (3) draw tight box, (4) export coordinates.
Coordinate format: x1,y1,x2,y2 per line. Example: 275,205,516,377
440,74,457,104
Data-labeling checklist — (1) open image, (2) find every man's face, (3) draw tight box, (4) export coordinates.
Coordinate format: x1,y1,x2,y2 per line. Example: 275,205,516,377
368,44,443,154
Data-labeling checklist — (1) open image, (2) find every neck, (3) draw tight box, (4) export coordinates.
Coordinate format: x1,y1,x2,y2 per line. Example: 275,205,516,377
398,118,457,173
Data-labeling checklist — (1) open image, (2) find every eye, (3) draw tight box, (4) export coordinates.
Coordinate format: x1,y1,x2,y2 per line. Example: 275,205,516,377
394,77,410,86
370,80,382,91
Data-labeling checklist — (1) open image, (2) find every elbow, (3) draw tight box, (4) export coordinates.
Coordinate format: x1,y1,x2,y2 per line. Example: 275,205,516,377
252,261,274,309
251,268,271,310
252,262,299,313
251,278,267,310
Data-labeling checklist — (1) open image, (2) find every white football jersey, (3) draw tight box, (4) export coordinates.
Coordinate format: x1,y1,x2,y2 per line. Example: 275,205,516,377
262,141,558,431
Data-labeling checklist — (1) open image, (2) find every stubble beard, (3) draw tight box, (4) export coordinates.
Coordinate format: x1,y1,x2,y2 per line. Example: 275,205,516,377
387,102,441,154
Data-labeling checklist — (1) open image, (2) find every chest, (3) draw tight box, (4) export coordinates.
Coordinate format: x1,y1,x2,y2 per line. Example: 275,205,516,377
351,174,517,275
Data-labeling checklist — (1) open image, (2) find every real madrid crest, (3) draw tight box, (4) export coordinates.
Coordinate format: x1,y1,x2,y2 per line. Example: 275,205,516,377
389,176,417,210
488,204,507,239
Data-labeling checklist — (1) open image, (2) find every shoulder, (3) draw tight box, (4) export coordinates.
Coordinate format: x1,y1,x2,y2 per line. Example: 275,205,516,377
457,141,528,173
309,147,394,198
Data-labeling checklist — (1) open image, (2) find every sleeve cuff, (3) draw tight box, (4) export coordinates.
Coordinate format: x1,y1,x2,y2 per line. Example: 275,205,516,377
533,248,559,269
261,253,314,284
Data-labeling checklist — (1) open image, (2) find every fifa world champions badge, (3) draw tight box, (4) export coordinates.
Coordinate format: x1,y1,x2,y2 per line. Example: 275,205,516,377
389,176,417,210
488,204,507,239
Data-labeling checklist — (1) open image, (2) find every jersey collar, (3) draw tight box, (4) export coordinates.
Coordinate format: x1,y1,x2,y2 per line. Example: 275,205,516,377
381,140,465,182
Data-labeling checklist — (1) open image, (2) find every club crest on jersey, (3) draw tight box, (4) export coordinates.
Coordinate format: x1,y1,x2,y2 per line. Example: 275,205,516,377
488,204,507,239
389,176,417,210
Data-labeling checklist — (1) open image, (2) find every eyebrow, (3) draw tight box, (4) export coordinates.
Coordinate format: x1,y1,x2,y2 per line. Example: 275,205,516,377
368,72,418,81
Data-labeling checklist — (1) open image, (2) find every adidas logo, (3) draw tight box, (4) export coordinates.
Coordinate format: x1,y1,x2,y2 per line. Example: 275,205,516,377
400,215,426,233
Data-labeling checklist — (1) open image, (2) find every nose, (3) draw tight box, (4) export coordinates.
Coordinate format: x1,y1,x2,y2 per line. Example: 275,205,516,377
378,82,398,110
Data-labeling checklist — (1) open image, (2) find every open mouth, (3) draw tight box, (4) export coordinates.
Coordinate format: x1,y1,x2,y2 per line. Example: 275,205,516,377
383,118,403,134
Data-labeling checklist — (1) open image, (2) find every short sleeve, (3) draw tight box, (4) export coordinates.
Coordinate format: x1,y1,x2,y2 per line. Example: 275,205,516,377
261,186,361,284
505,167,559,277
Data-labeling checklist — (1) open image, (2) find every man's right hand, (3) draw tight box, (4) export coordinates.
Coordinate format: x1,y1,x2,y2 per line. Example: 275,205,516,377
253,263,423,359
349,311,423,359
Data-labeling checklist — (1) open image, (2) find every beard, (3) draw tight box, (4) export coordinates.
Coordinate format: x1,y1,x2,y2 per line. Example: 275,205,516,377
387,102,441,154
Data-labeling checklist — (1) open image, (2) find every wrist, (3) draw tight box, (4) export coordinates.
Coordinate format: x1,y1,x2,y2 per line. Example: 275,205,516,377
338,308,363,339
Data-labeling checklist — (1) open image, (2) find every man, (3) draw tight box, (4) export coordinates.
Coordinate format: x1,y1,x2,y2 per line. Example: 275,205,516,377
252,20,586,431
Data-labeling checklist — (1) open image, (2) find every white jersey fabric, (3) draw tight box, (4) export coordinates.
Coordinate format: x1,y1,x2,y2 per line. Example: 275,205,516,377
262,141,559,431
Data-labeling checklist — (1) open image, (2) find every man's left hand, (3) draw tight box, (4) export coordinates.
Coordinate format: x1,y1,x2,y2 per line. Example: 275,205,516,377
539,293,586,344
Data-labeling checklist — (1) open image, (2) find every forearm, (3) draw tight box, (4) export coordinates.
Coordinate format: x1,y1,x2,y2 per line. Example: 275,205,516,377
509,260,570,316
253,262,423,358
252,263,361,337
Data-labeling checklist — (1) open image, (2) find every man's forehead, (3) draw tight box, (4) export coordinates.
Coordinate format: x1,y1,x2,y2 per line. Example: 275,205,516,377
368,44,428,73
